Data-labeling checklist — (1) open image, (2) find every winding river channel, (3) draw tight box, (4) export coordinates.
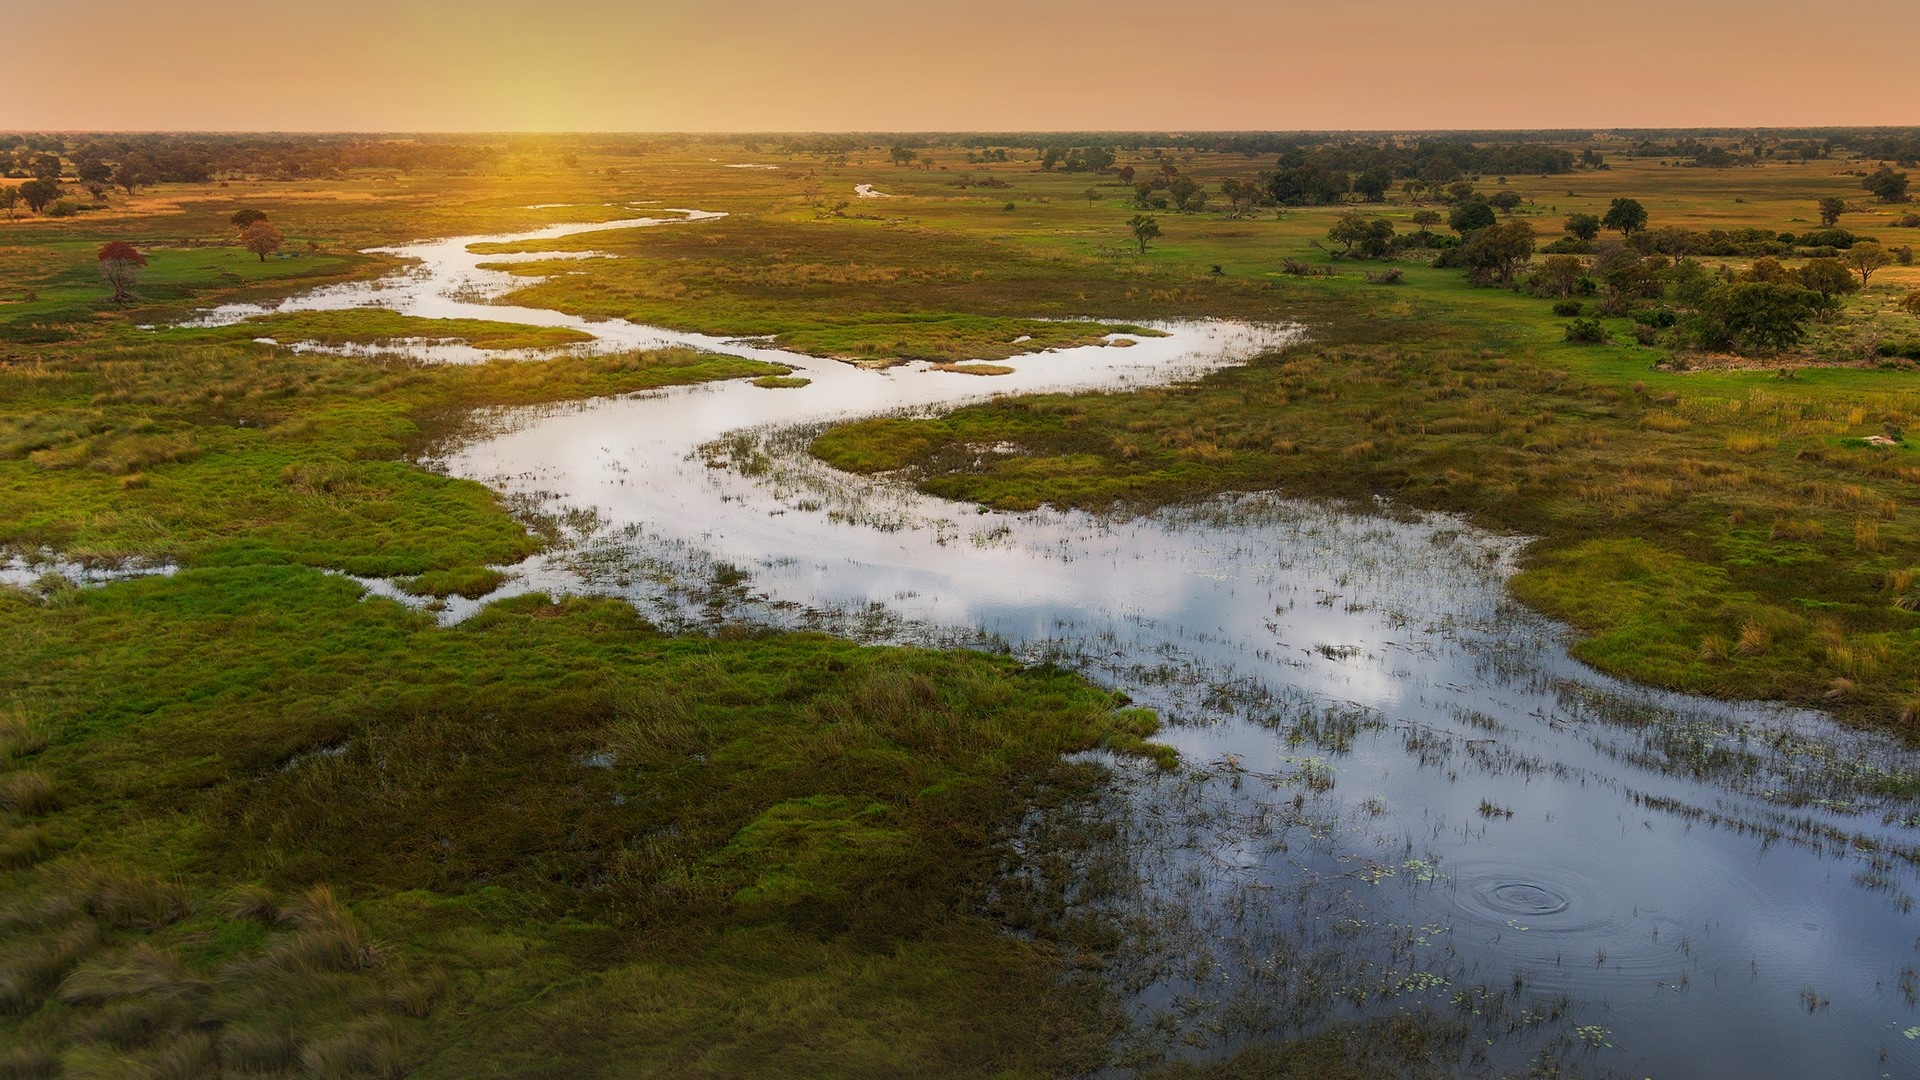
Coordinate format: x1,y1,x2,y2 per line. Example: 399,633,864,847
187,206,1920,1078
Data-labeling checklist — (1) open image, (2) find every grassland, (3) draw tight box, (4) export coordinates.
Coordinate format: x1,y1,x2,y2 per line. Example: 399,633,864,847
4,136,1920,1075
160,311,597,352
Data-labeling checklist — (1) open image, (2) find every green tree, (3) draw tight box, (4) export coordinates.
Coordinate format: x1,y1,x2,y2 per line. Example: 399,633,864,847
0,186,18,221
1128,214,1161,254
1795,257,1857,299
1488,190,1523,214
1530,254,1586,299
1708,282,1823,351
1411,209,1442,235
1845,242,1892,288
1458,220,1536,285
1354,166,1394,203
1448,200,1496,234
1564,213,1600,241
1327,211,1388,256
1168,175,1202,212
1863,165,1910,203
1602,197,1648,237
19,178,59,213
113,160,148,195
1817,196,1847,227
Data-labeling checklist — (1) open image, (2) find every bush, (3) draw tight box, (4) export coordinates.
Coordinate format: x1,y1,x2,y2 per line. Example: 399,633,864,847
1902,290,1920,316
1893,245,1915,266
1796,227,1859,250
1363,268,1404,284
1896,213,1920,228
45,200,82,219
1564,318,1609,344
1552,299,1584,317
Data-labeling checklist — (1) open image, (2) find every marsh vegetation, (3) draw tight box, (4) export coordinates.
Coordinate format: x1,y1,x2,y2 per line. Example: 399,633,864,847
5,129,1920,1077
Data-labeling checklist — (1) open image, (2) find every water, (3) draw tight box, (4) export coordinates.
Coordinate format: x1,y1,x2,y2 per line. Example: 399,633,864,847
180,207,1920,1078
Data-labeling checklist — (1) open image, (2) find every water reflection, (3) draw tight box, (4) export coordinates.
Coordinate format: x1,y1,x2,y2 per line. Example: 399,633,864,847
178,210,1920,1078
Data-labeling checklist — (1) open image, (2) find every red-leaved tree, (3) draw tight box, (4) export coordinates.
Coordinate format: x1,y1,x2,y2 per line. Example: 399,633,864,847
97,241,147,304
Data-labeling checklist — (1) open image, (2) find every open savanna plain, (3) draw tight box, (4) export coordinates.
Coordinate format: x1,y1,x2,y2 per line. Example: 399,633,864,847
3,135,1920,1077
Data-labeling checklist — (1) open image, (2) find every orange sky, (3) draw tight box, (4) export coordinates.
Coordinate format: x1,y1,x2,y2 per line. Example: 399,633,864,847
5,0,1917,131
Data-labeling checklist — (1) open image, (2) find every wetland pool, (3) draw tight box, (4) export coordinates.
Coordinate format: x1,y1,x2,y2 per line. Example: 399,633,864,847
190,207,1920,1078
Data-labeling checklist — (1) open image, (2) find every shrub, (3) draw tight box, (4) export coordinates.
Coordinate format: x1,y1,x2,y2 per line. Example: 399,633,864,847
1796,227,1858,250
1552,299,1584,317
1901,290,1920,316
44,200,82,219
1564,318,1608,344
1363,268,1404,285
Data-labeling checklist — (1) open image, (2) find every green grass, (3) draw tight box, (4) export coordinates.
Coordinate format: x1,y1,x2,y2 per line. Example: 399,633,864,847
160,310,597,351
1,569,1156,1075
7,138,1920,1073
0,345,783,574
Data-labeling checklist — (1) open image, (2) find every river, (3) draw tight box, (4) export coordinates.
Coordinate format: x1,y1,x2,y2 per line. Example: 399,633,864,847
184,206,1920,1078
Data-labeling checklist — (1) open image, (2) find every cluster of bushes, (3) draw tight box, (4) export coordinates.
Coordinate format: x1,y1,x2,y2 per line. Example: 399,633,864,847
1534,244,1908,353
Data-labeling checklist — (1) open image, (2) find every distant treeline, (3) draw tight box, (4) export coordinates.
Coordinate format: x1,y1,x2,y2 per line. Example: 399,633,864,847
4,128,1918,187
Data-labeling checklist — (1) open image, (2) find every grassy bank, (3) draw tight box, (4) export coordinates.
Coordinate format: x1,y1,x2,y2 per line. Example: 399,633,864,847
1,151,1182,1077
2,570,1156,1076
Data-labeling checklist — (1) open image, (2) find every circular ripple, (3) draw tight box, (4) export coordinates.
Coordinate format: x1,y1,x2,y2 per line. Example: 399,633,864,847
1482,881,1570,917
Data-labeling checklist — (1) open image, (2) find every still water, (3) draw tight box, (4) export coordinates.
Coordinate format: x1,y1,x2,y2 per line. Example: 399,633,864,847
188,208,1920,1078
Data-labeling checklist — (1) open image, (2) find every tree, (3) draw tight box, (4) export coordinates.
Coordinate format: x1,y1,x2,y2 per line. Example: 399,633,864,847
1564,213,1600,241
240,221,285,262
1411,209,1442,235
1354,166,1394,203
1219,177,1261,218
1128,214,1161,254
1845,242,1892,288
231,208,268,229
1487,190,1523,214
888,145,917,168
76,158,112,186
1115,164,1135,186
1458,220,1536,285
1530,254,1586,299
0,186,18,221
113,160,148,195
1864,165,1910,203
1817,196,1847,227
1168,175,1204,212
1903,290,1920,317
1327,211,1371,255
1795,257,1857,300
1708,282,1823,351
1448,200,1496,235
97,241,147,304
19,178,60,213
1602,197,1648,237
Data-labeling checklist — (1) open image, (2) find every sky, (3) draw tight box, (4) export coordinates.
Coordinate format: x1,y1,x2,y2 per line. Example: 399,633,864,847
5,0,1918,132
